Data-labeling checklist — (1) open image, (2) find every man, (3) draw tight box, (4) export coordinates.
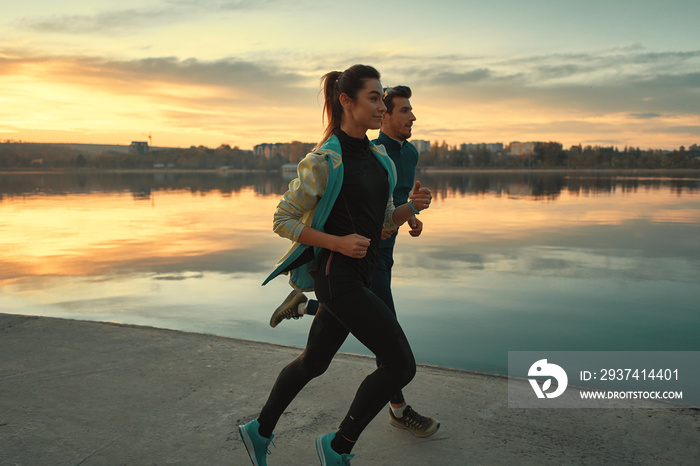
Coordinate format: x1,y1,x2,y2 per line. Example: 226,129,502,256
269,85,439,438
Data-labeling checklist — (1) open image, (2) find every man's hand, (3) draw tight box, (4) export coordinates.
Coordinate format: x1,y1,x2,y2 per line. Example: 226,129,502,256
409,181,432,211
381,228,397,240
407,217,423,237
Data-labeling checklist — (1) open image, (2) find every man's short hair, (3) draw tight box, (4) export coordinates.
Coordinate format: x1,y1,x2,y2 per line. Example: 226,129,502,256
383,85,412,114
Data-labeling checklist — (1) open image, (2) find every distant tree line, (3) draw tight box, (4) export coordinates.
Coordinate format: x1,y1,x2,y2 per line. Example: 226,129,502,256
1,140,699,170
0,143,271,170
418,141,700,169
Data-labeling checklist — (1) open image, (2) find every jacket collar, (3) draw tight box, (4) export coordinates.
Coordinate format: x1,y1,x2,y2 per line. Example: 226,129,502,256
378,130,406,149
316,133,388,169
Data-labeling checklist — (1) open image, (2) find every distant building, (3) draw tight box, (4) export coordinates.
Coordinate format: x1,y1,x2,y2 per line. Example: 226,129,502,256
130,141,149,155
689,144,700,158
411,139,431,153
509,141,536,157
254,143,284,159
460,143,504,153
281,163,298,174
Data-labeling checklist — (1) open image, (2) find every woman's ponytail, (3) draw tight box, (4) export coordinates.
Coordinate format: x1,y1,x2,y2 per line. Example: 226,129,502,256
318,71,343,148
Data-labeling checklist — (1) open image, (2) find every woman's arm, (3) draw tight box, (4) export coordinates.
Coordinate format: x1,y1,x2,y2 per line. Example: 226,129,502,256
274,152,372,260
272,153,328,242
298,228,370,259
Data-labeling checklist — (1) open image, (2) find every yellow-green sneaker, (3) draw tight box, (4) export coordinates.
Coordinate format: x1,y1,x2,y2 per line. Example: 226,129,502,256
270,290,307,328
389,405,440,438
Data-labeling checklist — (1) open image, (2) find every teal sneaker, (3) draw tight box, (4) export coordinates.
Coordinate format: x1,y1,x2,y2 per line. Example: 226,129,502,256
316,432,354,465
239,419,274,466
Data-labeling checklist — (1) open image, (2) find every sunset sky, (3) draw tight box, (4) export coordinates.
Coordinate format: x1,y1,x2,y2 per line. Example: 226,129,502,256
2,0,699,150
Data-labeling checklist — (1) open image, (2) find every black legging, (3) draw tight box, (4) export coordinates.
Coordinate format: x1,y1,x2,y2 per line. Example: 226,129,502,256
257,284,416,442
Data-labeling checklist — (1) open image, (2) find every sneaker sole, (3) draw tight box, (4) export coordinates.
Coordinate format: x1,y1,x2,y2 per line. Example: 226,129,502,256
389,418,441,438
315,434,327,465
239,425,261,466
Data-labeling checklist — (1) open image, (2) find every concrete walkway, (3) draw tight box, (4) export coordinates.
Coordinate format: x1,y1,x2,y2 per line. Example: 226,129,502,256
1,313,697,465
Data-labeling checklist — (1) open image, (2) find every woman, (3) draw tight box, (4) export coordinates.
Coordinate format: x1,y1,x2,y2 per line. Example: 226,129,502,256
239,64,432,466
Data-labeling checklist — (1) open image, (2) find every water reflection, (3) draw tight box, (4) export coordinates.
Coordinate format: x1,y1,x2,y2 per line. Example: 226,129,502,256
0,172,290,200
2,171,699,200
1,172,699,376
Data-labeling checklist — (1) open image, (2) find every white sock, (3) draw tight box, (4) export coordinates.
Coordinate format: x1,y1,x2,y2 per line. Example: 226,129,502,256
297,303,307,315
391,404,407,418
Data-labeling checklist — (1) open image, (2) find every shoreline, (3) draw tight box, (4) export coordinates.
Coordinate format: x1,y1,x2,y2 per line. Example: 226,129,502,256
2,167,700,175
419,167,700,175
0,168,267,175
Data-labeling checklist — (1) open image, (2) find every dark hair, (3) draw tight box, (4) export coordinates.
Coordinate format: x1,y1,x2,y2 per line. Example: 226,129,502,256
383,85,412,114
317,64,381,148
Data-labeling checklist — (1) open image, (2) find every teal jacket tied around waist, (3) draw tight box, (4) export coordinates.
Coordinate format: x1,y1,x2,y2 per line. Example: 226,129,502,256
262,134,398,291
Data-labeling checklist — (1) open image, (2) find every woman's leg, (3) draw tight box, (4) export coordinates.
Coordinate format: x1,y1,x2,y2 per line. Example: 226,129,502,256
257,305,349,437
324,286,416,447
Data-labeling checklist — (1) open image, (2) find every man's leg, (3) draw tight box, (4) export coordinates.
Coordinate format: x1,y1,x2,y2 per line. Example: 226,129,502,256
370,246,440,437
370,247,403,404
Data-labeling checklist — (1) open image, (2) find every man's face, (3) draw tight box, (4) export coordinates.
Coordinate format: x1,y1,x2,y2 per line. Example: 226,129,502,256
382,96,416,141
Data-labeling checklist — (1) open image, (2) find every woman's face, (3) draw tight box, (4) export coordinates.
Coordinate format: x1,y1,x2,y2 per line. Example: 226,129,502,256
341,78,386,133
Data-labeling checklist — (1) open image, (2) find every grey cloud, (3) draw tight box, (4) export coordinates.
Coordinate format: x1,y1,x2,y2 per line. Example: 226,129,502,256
22,0,278,35
498,49,700,72
431,68,492,84
628,113,663,119
532,64,592,80
399,47,700,118
22,8,181,35
642,72,700,88
166,0,290,10
412,48,700,86
22,0,300,35
103,56,305,88
656,125,700,135
630,50,700,65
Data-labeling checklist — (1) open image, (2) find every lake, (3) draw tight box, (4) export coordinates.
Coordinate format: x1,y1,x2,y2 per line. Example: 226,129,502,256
1,170,699,375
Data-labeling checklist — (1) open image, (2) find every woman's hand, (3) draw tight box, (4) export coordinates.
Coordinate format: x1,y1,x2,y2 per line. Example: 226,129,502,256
335,233,371,259
298,228,369,259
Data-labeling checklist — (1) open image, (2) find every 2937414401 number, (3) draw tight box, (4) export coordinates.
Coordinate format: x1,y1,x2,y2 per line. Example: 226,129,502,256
599,368,679,381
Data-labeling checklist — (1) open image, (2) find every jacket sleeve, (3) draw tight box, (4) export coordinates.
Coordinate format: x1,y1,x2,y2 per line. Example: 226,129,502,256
383,197,398,230
273,153,329,242
380,148,399,230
